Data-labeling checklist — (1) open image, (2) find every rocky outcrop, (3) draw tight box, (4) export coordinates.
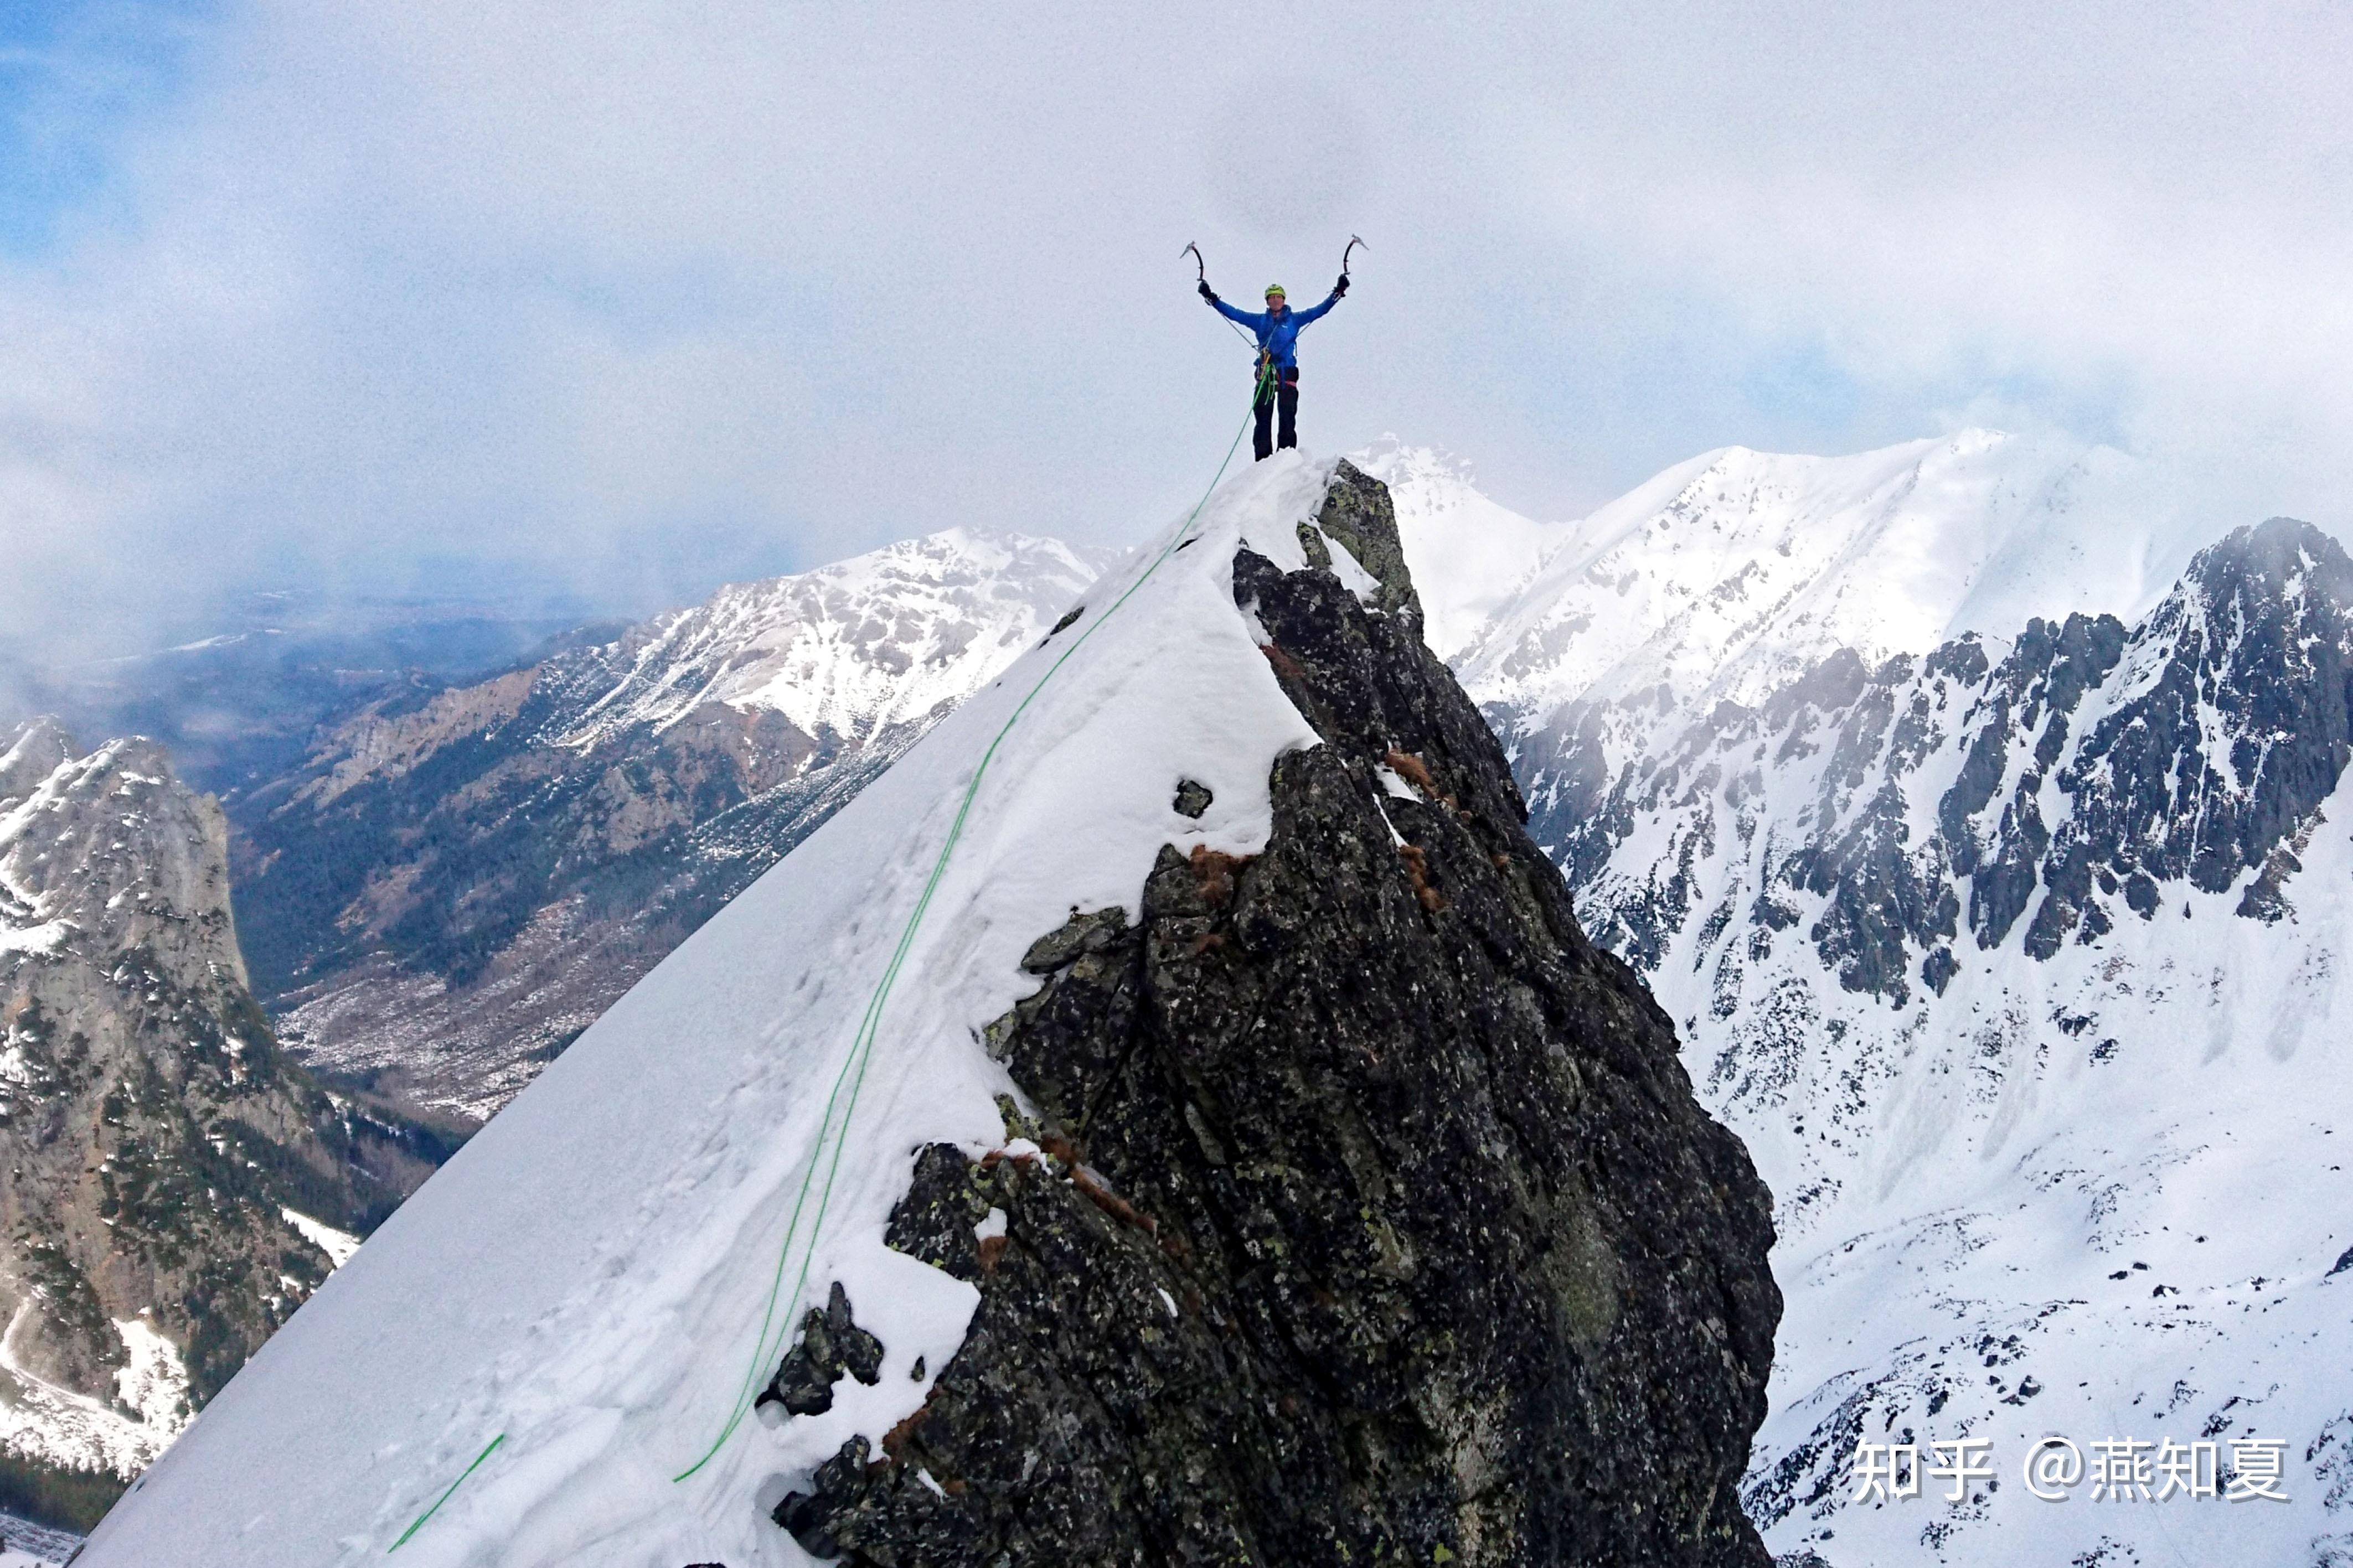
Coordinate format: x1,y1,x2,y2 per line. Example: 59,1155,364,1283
0,724,441,1512
773,464,1781,1565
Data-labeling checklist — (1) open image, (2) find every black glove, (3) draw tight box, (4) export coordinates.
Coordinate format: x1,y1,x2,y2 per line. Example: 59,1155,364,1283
1334,272,1350,297
1198,280,1219,303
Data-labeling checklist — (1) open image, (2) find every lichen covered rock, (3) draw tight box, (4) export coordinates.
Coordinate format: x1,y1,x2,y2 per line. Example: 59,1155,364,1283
760,1282,886,1417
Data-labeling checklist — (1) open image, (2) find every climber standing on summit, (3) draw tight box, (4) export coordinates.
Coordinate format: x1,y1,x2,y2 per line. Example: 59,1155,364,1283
1197,266,1349,461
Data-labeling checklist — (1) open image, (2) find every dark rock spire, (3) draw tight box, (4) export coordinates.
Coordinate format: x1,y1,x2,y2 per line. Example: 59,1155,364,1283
773,463,1781,1567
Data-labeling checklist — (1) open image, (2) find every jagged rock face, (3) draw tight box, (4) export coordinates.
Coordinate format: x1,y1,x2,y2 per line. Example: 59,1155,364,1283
777,465,1780,1566
0,725,429,1486
1494,521,2353,1250
1465,513,2353,1562
1512,518,2353,1103
231,530,1107,1119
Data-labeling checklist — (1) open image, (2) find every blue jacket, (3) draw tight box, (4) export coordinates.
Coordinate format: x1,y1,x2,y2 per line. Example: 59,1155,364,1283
1211,289,1341,371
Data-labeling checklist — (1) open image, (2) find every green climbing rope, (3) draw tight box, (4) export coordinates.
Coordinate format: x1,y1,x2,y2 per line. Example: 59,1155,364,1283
673,359,1277,1481
385,366,1276,1549
388,1432,505,1553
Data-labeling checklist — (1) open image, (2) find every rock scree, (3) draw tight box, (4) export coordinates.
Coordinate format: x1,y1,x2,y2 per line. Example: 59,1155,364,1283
773,462,1782,1566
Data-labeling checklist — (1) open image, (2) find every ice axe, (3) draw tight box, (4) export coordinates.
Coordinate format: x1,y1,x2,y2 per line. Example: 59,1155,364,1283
1341,234,1367,280
1186,242,1257,348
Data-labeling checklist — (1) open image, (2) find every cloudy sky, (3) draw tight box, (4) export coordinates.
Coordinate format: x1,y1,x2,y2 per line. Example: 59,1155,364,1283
5,0,2351,655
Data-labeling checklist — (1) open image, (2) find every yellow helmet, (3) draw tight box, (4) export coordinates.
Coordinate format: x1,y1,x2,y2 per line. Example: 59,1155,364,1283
1264,283,1286,299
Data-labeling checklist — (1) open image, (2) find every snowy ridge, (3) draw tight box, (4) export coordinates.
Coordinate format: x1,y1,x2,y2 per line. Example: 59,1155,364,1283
559,529,1111,749
80,459,1335,1567
1453,428,2176,728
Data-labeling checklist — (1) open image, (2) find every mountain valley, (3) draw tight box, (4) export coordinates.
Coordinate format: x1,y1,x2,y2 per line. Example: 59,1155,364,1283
230,530,1108,1119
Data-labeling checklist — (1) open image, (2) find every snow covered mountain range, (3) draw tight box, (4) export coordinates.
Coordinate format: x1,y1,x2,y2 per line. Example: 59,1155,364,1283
29,422,2353,1565
233,529,1108,1118
1366,431,2353,1566
81,456,1779,1567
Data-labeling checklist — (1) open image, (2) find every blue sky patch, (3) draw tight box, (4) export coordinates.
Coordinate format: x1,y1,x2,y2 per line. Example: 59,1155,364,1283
0,0,216,254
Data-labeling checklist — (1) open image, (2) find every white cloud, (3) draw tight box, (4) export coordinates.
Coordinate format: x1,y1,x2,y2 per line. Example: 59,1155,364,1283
4,0,2351,659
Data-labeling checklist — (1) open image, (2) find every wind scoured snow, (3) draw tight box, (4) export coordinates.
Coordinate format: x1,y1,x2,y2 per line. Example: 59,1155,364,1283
78,456,1333,1568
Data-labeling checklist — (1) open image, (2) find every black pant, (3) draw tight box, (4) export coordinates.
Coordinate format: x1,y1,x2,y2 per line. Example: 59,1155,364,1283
1253,369,1299,460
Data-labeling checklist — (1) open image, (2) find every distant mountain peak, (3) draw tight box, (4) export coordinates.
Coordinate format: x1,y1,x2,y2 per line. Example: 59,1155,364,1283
1353,433,1480,484
1445,427,2178,735
562,527,1114,751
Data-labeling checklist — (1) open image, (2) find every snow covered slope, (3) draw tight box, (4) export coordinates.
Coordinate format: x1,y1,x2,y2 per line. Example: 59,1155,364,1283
85,456,1784,1566
236,529,1110,1119
76,465,1330,1566
1387,434,2353,1566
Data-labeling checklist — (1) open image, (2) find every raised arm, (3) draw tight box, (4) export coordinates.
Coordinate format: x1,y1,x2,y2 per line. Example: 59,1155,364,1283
1204,289,1265,331
1290,281,1345,328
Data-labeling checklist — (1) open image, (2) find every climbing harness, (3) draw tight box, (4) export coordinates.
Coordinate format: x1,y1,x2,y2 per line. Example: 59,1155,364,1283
386,291,1283,1554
